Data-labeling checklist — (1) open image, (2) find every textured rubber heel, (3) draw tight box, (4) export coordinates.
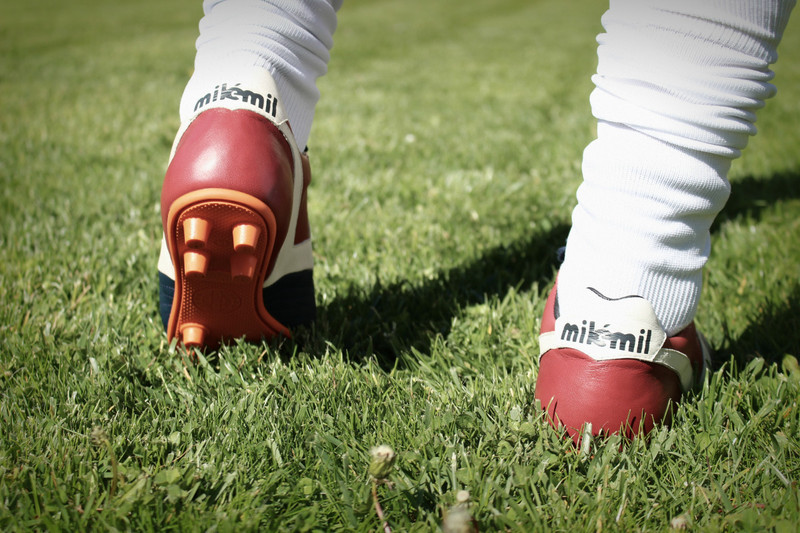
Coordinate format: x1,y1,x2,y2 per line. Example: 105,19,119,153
165,189,290,349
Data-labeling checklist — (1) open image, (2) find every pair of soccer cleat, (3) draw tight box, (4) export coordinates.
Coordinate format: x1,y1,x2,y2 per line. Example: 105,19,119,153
157,76,710,442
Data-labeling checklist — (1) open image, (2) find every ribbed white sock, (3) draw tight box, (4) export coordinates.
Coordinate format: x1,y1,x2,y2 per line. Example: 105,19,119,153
179,0,342,149
558,0,795,335
158,1,340,280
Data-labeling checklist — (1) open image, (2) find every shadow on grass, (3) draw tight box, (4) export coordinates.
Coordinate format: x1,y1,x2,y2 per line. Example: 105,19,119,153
314,223,570,368
717,284,800,367
712,169,800,231
711,168,800,367
309,168,800,368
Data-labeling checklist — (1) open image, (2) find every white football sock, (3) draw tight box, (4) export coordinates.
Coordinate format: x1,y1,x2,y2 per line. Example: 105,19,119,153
179,0,342,149
558,0,795,336
159,1,340,280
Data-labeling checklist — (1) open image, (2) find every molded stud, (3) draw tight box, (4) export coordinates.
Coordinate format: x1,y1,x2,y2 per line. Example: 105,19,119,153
231,252,258,281
233,223,260,252
184,250,209,277
181,324,207,347
183,217,211,248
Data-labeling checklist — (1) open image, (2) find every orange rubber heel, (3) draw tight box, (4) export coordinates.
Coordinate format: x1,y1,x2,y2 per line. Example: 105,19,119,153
165,188,290,349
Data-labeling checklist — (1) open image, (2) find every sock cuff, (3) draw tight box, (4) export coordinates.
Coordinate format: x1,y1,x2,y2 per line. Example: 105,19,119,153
592,0,796,157
558,1,794,335
180,0,342,148
557,255,702,336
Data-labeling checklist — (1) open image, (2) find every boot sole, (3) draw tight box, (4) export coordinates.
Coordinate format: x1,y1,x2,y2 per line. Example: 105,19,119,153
164,188,290,349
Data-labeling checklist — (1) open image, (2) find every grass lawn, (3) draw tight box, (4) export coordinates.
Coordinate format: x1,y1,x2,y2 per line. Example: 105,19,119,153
2,0,799,530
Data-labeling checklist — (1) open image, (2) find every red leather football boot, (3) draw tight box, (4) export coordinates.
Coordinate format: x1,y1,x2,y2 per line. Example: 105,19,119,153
534,281,711,442
158,73,315,350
